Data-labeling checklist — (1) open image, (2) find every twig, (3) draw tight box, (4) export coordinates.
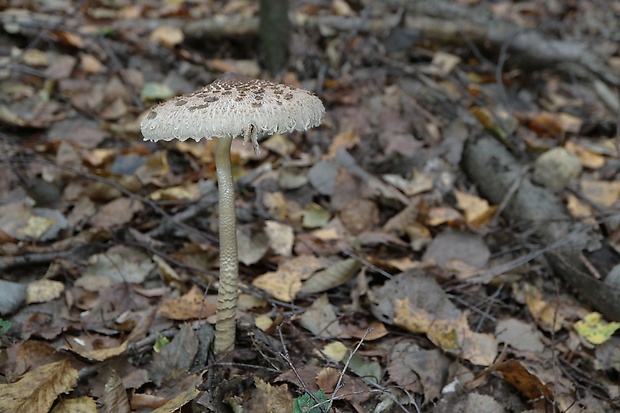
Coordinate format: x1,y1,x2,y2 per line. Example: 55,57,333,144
463,227,590,284
489,165,530,228
325,329,371,411
96,36,144,110
277,324,327,412
4,155,218,245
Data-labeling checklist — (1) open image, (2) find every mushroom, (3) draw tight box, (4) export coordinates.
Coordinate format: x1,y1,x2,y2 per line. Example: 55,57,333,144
140,73,325,354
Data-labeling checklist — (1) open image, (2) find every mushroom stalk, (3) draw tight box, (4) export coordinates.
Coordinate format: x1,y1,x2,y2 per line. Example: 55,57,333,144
214,135,239,355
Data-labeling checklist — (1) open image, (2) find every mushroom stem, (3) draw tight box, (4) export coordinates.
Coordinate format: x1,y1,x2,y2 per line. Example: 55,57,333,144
214,135,239,355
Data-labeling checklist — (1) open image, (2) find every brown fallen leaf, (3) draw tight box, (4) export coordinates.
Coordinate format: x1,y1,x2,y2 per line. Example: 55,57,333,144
65,335,128,362
299,258,362,295
26,279,64,304
523,283,564,332
0,360,78,413
103,369,131,413
52,396,98,413
252,255,325,302
387,339,450,404
299,294,345,338
248,377,294,413
159,285,217,320
315,367,372,404
495,360,554,401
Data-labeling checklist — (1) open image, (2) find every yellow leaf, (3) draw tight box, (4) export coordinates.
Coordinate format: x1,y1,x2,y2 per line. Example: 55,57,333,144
252,256,325,302
427,319,461,353
524,284,563,332
580,180,620,209
149,25,184,48
327,129,360,158
26,279,64,304
574,312,620,345
150,183,201,201
52,396,98,413
427,315,497,366
318,341,349,362
425,207,462,226
393,297,432,333
565,141,605,169
566,194,595,224
24,214,57,239
255,314,273,332
454,190,497,228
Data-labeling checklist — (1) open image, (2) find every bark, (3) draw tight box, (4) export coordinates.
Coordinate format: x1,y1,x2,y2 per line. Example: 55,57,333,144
259,0,290,75
462,135,620,320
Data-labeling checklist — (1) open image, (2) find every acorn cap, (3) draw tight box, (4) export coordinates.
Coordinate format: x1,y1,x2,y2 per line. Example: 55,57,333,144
140,72,325,153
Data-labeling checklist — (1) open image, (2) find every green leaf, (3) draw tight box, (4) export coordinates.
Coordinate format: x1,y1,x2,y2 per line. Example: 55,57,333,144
292,390,328,413
0,319,11,335
153,336,170,353
140,82,175,102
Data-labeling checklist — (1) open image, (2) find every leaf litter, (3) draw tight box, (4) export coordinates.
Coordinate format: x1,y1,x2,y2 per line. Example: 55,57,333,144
0,0,619,412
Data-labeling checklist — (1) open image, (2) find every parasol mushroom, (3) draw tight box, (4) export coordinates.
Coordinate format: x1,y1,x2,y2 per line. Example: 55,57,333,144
140,73,325,354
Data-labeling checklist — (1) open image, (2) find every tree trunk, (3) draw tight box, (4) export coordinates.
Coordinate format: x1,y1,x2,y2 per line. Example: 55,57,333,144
259,0,290,75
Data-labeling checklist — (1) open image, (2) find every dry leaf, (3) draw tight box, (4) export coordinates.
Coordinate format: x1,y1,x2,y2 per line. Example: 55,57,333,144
387,340,449,403
26,279,64,304
249,377,294,413
299,294,345,338
150,183,201,201
523,283,564,332
262,134,296,156
0,360,78,413
425,207,462,226
523,111,582,138
454,190,497,228
103,369,131,413
66,335,128,362
52,396,98,413
340,199,379,234
340,320,389,341
252,256,325,302
159,285,217,320
149,25,184,48
580,180,620,209
327,129,360,158
394,297,433,334
265,220,295,256
383,171,433,196
299,258,361,295
315,367,372,404
237,225,269,266
428,315,498,366
495,360,554,401
565,141,605,169
89,197,143,228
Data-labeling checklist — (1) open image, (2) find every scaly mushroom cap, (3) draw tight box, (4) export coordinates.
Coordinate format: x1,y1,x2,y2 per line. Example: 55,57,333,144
140,73,325,149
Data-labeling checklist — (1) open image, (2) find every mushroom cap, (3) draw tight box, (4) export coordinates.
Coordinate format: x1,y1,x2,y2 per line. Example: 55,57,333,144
140,73,325,143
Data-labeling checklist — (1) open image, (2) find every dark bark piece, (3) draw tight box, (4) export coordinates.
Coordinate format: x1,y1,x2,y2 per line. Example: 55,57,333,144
462,135,620,320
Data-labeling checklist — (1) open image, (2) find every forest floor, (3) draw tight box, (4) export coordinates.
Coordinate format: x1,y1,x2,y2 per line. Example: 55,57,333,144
1,0,620,412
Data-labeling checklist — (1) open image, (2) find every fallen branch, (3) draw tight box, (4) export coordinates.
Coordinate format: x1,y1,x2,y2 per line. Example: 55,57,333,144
462,135,620,320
